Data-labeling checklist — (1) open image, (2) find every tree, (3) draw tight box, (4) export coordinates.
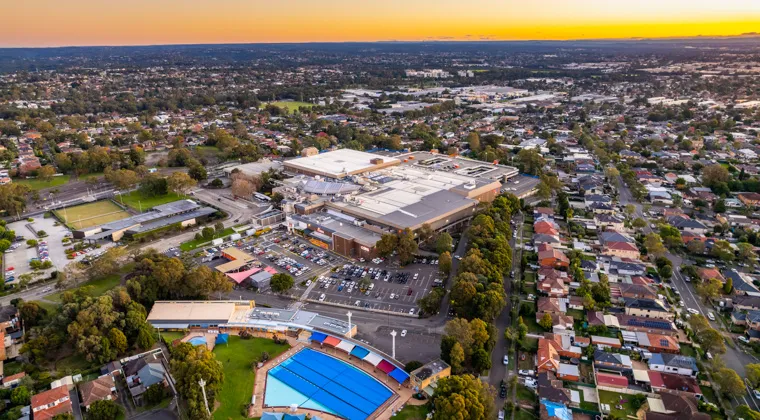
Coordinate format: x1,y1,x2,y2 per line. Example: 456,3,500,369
687,240,705,255
209,178,224,188
624,204,636,218
404,361,423,373
702,164,730,187
231,178,256,198
376,234,398,258
714,368,745,398
214,221,224,232
644,233,667,259
270,273,294,293
659,225,682,248
466,132,481,152
86,400,121,420
444,318,475,352
747,364,760,388
449,342,465,374
167,172,197,195
539,312,553,330
517,317,528,339
397,228,418,265
435,232,453,254
38,165,56,182
89,246,127,280
696,278,723,301
724,277,733,294
439,252,452,276
170,343,224,419
201,227,215,240
417,223,434,244
10,385,30,405
0,183,31,215
19,301,47,328
144,383,166,406
109,169,139,190
711,240,735,262
658,265,673,280
432,374,494,420
109,328,128,355
472,348,491,372
736,405,760,420
188,163,207,181
26,239,38,247
632,218,647,230
516,149,545,176
136,324,155,350
417,288,444,314
699,329,726,354
738,242,757,267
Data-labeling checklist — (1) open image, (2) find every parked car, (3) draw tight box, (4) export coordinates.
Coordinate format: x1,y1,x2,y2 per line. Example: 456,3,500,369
503,355,509,365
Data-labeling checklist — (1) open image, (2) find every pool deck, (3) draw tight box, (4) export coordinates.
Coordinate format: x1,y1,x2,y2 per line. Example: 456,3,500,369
249,335,415,420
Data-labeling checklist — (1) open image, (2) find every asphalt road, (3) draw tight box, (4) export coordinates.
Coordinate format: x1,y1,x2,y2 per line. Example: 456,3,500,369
617,176,760,412
490,211,523,395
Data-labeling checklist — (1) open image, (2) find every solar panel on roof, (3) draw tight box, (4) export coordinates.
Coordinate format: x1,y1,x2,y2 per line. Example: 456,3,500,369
660,339,669,347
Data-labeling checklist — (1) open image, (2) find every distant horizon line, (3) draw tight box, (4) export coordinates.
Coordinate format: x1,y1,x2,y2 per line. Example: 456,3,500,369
2,32,759,50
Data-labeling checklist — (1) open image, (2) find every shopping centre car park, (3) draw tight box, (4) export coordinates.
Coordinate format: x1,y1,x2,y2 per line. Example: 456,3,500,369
307,260,441,314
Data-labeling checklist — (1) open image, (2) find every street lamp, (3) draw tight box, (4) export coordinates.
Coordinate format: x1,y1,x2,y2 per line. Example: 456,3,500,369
346,311,352,338
198,378,210,415
390,330,397,359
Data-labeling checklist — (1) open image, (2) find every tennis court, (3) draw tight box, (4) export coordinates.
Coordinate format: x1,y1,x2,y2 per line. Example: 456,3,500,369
265,348,393,420
55,201,131,230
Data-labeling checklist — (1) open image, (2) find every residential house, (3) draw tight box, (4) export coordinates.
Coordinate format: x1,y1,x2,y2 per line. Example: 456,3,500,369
124,354,169,404
537,337,561,374
537,269,569,297
538,244,570,269
601,241,641,260
618,283,658,300
537,371,572,405
616,314,677,336
667,215,708,235
648,353,698,377
79,375,116,410
734,295,760,311
594,350,633,373
591,335,622,349
595,214,625,231
645,392,710,420
596,372,629,389
536,298,574,330
697,267,725,284
636,332,680,354
647,371,702,399
557,363,580,381
2,372,25,389
625,298,674,320
534,220,560,236
738,192,760,208
31,386,73,420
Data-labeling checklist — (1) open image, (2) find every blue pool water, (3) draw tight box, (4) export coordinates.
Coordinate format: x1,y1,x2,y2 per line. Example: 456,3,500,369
264,348,393,420
188,336,206,346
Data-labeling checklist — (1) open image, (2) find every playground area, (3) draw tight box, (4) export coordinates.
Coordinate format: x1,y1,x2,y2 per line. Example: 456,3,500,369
54,200,131,230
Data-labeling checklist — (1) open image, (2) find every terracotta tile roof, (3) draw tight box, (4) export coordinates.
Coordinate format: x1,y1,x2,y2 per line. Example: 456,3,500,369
79,375,115,407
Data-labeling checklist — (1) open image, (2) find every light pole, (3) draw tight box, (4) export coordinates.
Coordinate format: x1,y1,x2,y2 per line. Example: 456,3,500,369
390,330,397,359
198,378,210,416
346,311,352,338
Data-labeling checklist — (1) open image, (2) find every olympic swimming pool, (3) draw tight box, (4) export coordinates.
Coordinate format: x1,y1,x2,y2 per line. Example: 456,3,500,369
264,348,393,420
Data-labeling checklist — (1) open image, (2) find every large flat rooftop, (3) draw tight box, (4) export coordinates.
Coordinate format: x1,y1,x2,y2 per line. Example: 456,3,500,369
283,149,400,178
378,150,519,181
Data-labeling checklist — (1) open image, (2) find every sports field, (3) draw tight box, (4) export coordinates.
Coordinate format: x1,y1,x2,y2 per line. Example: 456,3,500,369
263,101,314,113
55,201,131,229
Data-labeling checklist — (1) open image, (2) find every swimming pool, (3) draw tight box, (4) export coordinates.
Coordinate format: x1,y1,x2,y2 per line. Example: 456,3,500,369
265,348,393,420
188,336,207,346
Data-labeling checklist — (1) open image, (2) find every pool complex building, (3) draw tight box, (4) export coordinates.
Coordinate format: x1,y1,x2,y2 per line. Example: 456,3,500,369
265,348,393,420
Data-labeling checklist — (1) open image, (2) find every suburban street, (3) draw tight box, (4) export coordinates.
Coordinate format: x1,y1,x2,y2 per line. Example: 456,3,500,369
617,175,760,411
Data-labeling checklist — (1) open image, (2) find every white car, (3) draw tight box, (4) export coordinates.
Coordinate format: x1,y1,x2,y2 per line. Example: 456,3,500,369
319,294,326,302
408,308,415,315
401,329,407,337
754,389,760,400
739,336,750,344
389,293,395,299
687,308,699,315
503,355,509,365
707,312,716,321
518,370,535,377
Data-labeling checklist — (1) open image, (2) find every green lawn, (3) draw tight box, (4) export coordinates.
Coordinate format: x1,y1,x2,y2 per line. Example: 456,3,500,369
598,390,636,418
33,299,59,313
394,405,429,420
47,273,122,303
15,175,71,190
680,344,697,358
55,353,94,373
516,384,537,404
116,190,184,211
212,336,290,420
180,228,235,251
263,101,314,113
514,407,538,420
567,309,585,321
160,331,187,344
77,172,104,181
54,200,131,229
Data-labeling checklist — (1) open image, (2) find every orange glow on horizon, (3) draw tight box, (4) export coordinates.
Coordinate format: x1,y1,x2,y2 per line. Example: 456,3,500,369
1,1,759,47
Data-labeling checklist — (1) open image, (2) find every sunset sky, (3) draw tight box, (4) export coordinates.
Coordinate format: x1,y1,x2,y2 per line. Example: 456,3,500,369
2,0,760,47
